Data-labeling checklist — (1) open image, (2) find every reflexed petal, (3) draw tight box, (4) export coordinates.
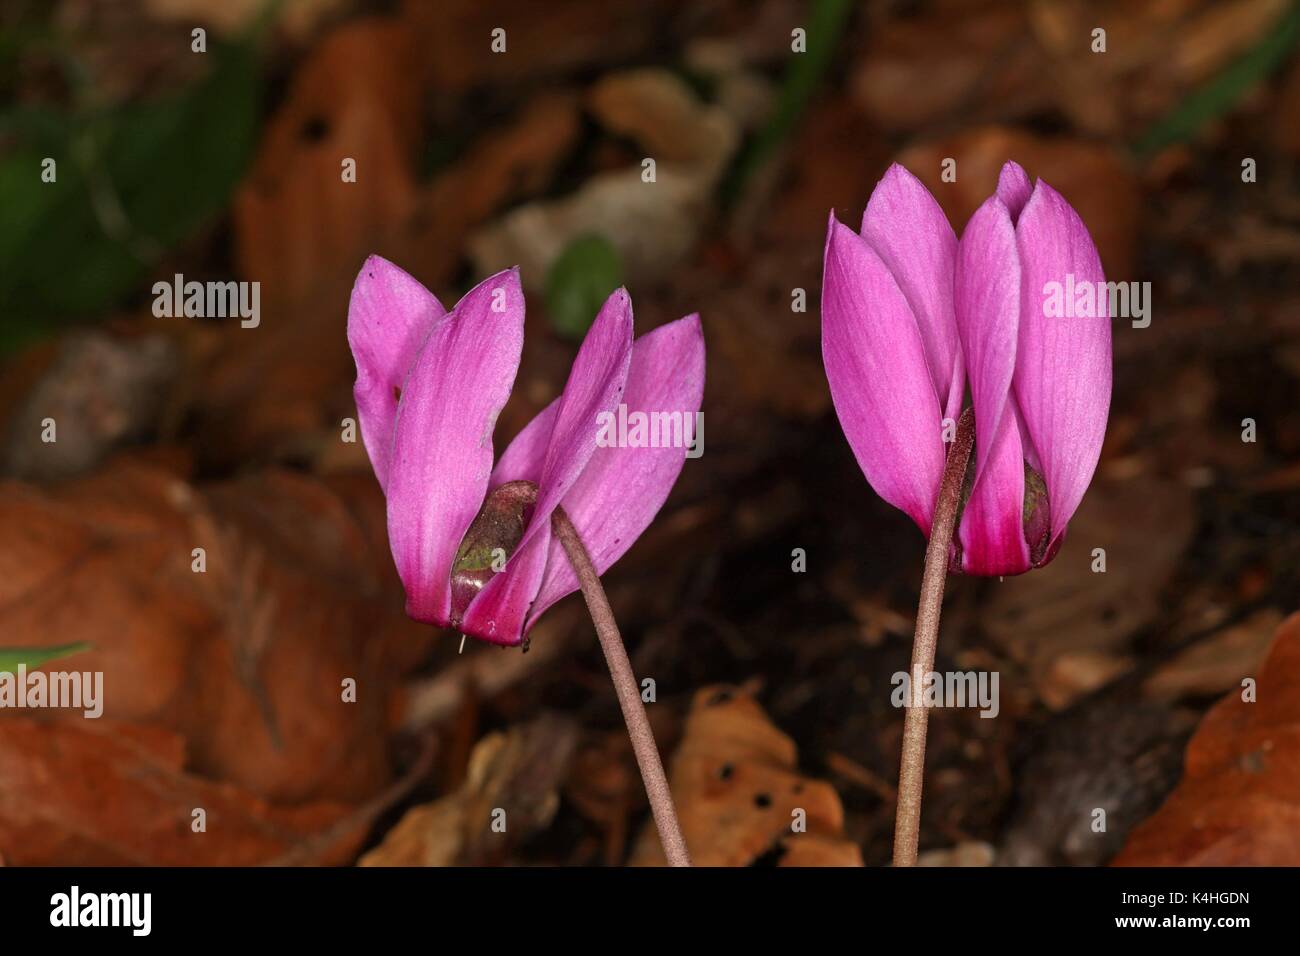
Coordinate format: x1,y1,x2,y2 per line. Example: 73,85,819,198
822,215,946,533
462,288,634,639
516,287,633,540
346,255,446,490
955,195,1020,485
996,161,1033,223
860,164,962,412
524,313,706,627
957,400,1031,575
385,269,525,625
1013,181,1111,552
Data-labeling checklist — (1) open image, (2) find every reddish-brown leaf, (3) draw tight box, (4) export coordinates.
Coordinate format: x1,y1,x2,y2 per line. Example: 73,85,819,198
1114,612,1300,865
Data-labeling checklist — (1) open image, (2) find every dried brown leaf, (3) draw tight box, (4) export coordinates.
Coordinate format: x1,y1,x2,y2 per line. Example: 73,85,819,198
0,719,359,866
630,685,862,866
361,714,579,866
0,456,430,808
1115,612,1300,865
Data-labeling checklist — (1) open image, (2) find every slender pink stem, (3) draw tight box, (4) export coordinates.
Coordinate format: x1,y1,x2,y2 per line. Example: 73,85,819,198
893,408,975,867
552,507,691,867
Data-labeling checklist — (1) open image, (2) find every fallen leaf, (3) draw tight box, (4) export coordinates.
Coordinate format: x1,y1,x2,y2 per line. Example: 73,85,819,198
233,17,422,317
0,456,431,805
630,685,862,866
851,3,1049,132
402,0,680,94
417,92,581,289
0,718,359,866
178,17,423,469
360,714,579,866
1,331,178,480
858,0,1290,140
201,16,578,467
1114,612,1300,865
469,70,739,291
587,68,738,179
1030,0,1291,137
1038,651,1135,712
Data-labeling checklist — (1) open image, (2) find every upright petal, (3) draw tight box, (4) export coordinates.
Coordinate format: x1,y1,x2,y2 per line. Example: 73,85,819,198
460,288,634,642
957,399,1031,575
955,195,1020,485
385,269,525,625
525,313,705,628
860,164,962,414
822,215,946,533
996,161,1033,223
1013,181,1111,551
347,255,446,490
519,287,634,537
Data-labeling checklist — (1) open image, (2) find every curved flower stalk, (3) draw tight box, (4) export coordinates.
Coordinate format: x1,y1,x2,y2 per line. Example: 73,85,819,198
821,162,1111,864
348,256,703,865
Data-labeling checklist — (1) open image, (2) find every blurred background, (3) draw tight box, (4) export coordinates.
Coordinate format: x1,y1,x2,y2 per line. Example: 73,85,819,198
1,0,1298,866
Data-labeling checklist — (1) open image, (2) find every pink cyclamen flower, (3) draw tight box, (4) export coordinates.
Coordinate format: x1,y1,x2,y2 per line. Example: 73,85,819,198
822,162,1111,575
348,256,705,646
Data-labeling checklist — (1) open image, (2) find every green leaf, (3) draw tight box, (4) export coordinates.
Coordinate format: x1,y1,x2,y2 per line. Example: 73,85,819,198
0,642,91,674
1134,3,1300,159
544,234,624,340
0,37,260,332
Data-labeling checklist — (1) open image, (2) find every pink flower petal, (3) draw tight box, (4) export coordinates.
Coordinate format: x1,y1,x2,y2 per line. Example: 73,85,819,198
1013,181,1111,551
860,164,963,417
957,400,1031,575
944,349,968,436
517,287,634,539
822,215,946,533
525,313,706,627
346,255,446,490
955,194,1020,485
996,161,1033,223
458,523,552,646
460,287,634,642
385,268,525,626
